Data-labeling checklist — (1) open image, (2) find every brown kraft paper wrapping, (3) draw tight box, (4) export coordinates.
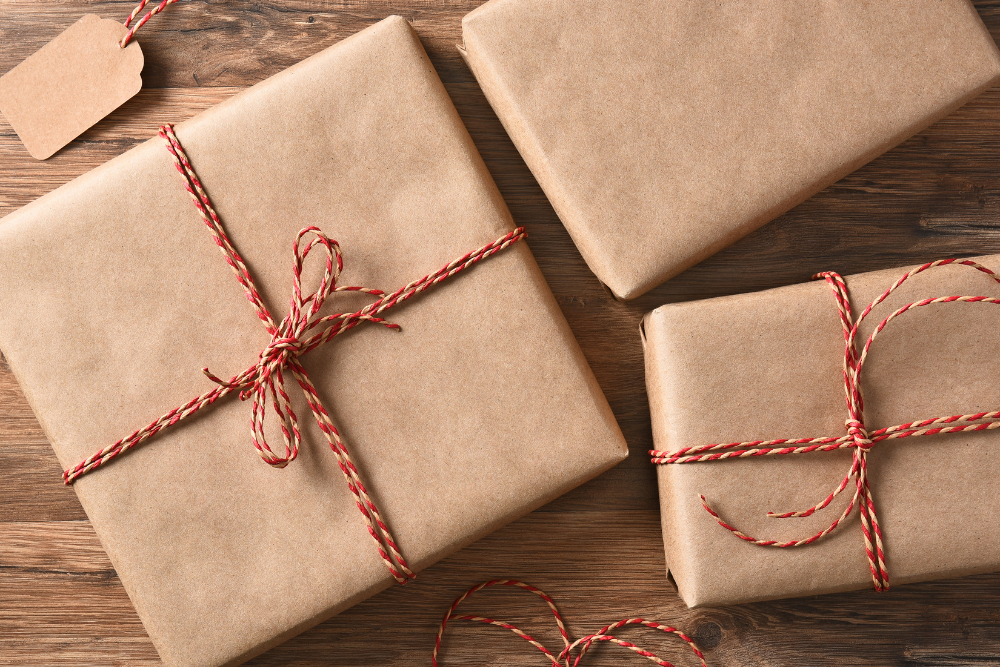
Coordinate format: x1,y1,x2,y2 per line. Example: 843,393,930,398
643,257,1000,607
0,16,627,667
460,0,1000,299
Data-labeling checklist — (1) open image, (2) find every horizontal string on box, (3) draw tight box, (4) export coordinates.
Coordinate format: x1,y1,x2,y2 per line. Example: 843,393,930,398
63,123,527,586
650,258,1000,592
433,579,708,667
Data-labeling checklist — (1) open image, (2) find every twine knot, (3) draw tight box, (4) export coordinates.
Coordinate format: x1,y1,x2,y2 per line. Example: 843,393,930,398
240,331,305,400
260,333,303,366
206,331,307,402
845,419,871,451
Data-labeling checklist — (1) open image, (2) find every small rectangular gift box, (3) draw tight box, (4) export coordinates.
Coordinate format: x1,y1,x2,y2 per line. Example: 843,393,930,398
643,256,1000,607
0,16,628,667
460,0,1000,299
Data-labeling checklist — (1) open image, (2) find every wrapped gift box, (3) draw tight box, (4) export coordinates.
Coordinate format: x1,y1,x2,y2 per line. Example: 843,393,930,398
643,257,1000,606
461,0,1000,299
0,16,627,666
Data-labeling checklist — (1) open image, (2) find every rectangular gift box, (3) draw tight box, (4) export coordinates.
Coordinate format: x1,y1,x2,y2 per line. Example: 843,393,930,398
0,16,628,667
460,0,1000,299
643,256,1000,606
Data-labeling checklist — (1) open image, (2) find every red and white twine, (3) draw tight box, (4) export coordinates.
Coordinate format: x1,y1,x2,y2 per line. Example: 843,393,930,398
120,0,181,48
650,259,1000,592
433,580,707,667
64,123,526,585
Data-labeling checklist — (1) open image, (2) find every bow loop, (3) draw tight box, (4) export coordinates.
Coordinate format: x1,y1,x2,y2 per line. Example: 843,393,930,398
290,226,344,326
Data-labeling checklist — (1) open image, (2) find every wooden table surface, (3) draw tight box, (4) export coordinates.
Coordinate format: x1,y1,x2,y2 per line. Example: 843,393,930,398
4,2,1000,665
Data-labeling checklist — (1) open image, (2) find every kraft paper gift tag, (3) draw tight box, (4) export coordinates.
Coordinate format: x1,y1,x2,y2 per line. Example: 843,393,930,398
0,16,627,666
460,0,1000,299
644,257,1000,606
0,14,144,159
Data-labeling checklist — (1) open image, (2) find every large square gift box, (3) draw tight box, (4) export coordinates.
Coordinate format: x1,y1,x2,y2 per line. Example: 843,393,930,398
0,16,627,667
460,0,1000,299
644,256,1000,606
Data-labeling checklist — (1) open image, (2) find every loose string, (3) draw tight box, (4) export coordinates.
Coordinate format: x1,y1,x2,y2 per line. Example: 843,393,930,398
650,258,1000,591
64,123,527,587
434,580,707,667
121,0,181,48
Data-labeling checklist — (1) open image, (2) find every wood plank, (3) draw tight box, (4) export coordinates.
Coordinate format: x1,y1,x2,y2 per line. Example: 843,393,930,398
5,518,1000,666
0,522,156,665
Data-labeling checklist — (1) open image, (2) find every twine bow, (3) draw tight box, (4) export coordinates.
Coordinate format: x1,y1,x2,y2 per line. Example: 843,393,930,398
433,580,707,667
199,225,399,470
651,259,1000,592
63,123,527,586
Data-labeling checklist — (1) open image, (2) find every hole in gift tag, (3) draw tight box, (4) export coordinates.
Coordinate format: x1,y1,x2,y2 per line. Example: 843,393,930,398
0,15,144,159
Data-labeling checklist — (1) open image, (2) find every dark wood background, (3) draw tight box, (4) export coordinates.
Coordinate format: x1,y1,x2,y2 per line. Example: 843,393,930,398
4,1,1000,665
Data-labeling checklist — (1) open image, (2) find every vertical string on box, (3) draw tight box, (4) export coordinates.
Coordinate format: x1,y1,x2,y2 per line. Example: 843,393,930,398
815,270,888,592
157,123,416,584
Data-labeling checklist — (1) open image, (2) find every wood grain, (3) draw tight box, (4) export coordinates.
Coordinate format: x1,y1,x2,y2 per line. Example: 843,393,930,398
3,1,1000,665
